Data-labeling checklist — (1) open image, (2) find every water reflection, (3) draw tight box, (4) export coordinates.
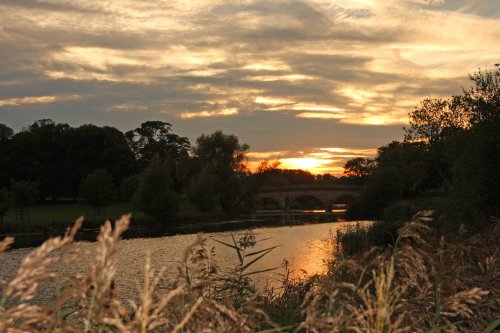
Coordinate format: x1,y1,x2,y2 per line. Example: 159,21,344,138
0,221,370,299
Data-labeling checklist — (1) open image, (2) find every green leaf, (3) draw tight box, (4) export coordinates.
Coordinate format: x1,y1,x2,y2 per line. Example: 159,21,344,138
245,245,280,257
241,248,274,272
254,325,297,333
212,238,240,250
482,318,500,333
243,267,278,276
231,233,244,264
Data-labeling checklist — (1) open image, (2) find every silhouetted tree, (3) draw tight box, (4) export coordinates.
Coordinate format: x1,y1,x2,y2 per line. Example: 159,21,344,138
125,121,190,192
0,124,13,141
347,167,405,220
2,120,71,199
64,124,136,198
260,168,317,186
188,167,218,213
376,141,439,195
446,65,500,224
191,131,249,213
79,169,116,215
404,97,469,144
460,63,500,125
11,180,38,223
119,174,139,202
134,157,179,222
0,124,14,188
343,157,377,178
0,188,12,227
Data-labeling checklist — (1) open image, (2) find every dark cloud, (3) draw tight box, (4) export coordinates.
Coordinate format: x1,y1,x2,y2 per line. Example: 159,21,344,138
0,0,499,173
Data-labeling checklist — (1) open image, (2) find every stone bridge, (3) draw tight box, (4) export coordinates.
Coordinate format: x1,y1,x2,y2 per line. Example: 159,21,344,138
254,184,361,212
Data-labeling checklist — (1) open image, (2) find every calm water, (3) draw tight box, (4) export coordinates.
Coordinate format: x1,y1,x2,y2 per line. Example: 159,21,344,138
0,221,369,301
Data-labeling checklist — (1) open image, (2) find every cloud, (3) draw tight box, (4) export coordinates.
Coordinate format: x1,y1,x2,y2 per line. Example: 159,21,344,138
0,95,80,107
0,0,499,168
247,146,378,175
179,108,239,119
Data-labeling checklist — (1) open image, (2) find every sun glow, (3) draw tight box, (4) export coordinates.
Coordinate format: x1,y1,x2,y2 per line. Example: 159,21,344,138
280,157,332,173
248,147,378,175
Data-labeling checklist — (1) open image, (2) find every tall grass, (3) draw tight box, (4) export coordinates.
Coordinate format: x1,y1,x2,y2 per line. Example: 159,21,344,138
0,212,498,332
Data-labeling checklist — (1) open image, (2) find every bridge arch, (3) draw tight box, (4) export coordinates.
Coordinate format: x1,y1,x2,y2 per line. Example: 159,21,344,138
331,194,357,205
328,194,358,212
253,185,361,213
289,194,325,211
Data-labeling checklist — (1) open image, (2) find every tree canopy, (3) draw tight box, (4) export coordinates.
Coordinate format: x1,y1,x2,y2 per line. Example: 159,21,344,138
79,169,116,214
348,64,500,228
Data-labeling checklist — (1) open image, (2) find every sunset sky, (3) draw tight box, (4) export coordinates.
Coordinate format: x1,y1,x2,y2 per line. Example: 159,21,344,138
1,0,499,174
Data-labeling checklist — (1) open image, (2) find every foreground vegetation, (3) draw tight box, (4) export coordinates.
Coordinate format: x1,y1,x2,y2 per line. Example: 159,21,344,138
0,211,498,332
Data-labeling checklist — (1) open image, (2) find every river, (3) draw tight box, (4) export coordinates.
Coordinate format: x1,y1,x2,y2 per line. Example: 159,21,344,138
0,220,369,302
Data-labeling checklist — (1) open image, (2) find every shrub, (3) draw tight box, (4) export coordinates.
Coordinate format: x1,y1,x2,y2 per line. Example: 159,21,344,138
79,169,116,215
119,174,139,202
0,188,12,226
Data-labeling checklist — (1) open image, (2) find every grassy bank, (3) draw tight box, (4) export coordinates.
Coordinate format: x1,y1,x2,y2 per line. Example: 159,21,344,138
0,199,209,233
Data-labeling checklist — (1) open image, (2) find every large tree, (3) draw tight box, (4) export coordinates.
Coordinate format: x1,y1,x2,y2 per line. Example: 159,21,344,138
343,157,377,178
0,188,12,227
190,131,249,213
461,63,500,125
125,121,190,164
3,120,71,199
0,124,14,188
404,98,469,144
125,121,190,191
134,157,179,222
63,124,136,198
447,65,500,223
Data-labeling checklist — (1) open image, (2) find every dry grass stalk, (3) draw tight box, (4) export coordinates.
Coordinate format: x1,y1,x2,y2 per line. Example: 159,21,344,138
0,212,498,332
300,211,499,333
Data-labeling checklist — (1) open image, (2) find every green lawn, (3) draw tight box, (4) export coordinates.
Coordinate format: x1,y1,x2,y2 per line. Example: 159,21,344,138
0,198,207,232
1,202,144,230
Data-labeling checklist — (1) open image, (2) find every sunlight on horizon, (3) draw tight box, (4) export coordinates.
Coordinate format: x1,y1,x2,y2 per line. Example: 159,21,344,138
247,147,377,175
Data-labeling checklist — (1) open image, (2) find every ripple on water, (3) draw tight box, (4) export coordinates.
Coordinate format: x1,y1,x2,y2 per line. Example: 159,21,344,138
0,221,371,302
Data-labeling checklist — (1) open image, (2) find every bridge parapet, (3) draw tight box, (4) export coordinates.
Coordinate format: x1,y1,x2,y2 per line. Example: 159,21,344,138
258,184,362,193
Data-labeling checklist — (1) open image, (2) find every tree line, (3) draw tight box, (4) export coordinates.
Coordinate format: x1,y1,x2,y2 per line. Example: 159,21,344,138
0,120,358,224
344,64,500,230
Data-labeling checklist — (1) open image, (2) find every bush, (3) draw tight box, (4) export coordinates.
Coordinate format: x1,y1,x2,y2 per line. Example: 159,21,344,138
335,220,403,255
119,174,139,202
79,169,116,214
346,167,405,219
0,188,12,226
10,180,39,223
188,167,218,213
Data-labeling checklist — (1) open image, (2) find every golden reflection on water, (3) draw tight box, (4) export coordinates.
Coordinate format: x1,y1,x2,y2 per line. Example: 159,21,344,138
0,221,371,299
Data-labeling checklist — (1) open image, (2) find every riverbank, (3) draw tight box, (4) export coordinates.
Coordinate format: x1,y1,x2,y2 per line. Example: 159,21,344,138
1,209,347,248
272,212,500,331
